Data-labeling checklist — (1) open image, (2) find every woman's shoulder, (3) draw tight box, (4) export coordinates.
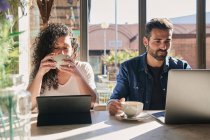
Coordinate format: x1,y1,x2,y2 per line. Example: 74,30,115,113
76,61,92,71
76,61,91,67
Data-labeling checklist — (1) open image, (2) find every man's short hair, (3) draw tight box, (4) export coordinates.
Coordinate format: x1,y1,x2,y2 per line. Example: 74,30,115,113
145,18,173,38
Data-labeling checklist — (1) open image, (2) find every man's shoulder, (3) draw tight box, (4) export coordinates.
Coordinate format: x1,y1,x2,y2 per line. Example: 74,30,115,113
122,53,145,65
168,56,187,64
119,54,146,73
167,56,191,69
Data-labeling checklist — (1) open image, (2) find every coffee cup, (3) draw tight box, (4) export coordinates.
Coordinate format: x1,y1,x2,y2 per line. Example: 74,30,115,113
53,54,68,68
121,101,143,118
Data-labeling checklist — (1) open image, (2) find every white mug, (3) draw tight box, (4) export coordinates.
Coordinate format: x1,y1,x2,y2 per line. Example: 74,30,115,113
53,54,68,68
121,101,144,118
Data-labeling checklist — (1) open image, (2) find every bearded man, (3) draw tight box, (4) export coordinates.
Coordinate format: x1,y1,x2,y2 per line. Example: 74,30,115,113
107,18,191,116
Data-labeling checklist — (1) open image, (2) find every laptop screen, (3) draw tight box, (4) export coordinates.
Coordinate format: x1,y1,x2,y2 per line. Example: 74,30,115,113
164,69,210,124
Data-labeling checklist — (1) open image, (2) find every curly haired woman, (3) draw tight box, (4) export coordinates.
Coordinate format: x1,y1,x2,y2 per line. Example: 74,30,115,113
27,23,96,109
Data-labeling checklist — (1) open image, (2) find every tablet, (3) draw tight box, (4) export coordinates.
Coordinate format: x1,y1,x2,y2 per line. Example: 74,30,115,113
36,95,92,126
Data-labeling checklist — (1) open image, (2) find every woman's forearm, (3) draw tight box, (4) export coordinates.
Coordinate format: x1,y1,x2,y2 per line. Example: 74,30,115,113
27,74,43,110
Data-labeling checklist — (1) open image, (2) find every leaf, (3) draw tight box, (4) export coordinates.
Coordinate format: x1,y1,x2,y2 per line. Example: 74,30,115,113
9,31,24,37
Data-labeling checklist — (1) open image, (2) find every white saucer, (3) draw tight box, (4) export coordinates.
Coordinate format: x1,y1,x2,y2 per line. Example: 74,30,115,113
117,112,150,121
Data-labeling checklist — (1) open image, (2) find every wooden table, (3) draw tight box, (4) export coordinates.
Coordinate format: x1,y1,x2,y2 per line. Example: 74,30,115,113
31,111,210,140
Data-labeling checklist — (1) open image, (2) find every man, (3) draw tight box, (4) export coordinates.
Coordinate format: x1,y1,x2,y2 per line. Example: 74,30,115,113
107,18,191,116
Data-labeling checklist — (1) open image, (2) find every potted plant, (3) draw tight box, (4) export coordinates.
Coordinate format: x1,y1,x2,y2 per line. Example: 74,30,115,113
102,49,138,66
102,49,138,81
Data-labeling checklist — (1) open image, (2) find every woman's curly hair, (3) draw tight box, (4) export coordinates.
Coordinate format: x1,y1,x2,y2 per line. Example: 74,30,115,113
30,23,78,94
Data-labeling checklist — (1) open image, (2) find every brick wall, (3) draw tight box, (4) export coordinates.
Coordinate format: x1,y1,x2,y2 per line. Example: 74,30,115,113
172,37,210,69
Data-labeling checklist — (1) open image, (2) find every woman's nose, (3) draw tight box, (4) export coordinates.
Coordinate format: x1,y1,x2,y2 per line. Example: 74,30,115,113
61,50,65,54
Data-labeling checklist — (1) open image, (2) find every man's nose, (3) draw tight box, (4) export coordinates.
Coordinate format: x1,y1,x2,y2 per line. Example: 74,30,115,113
160,42,168,50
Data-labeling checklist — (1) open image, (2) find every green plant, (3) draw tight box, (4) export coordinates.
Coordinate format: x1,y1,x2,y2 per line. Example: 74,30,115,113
0,0,26,89
102,49,139,66
0,1,31,140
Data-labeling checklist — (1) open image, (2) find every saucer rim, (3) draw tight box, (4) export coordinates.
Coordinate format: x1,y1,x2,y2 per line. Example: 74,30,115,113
117,112,150,121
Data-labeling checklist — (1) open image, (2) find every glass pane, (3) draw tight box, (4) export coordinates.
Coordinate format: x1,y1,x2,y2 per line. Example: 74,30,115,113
50,0,80,36
207,0,210,68
89,0,139,104
147,0,197,68
29,0,80,58
89,0,139,76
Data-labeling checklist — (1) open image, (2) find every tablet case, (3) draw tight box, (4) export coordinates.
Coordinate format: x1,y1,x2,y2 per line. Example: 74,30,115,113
36,95,92,126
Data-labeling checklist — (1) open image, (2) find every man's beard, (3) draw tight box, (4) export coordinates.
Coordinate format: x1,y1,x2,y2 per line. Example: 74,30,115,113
148,48,168,61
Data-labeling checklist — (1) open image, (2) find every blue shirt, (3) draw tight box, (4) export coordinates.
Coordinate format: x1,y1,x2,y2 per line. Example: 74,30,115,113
109,52,191,110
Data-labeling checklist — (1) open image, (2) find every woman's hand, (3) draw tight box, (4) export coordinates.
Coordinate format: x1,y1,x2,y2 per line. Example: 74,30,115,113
59,57,81,77
59,58,97,107
37,53,56,77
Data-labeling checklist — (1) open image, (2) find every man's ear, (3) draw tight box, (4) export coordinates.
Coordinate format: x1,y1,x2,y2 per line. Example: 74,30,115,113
143,37,149,46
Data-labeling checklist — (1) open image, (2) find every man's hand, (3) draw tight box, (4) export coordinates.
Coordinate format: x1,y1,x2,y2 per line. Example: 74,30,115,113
107,98,125,116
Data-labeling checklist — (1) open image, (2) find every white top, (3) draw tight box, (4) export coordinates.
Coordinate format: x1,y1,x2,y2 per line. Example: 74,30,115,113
43,61,96,96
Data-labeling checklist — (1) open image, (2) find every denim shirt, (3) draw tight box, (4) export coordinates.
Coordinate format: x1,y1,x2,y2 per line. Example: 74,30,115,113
110,52,191,110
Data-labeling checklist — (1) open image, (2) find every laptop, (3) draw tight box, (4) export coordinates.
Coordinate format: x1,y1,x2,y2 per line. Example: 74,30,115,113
36,95,92,126
151,69,210,124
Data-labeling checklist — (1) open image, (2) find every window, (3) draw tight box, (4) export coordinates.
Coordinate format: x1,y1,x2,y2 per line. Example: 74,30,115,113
29,0,81,60
88,0,139,104
147,0,197,68
28,0,209,83
89,0,139,81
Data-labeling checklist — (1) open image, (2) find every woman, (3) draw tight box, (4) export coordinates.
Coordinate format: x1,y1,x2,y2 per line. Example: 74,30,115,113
28,23,96,110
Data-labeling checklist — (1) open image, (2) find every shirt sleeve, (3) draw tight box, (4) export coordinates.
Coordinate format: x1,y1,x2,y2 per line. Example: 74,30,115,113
78,62,96,90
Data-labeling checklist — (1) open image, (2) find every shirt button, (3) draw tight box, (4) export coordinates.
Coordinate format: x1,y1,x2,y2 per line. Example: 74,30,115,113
163,88,166,91
146,101,149,103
